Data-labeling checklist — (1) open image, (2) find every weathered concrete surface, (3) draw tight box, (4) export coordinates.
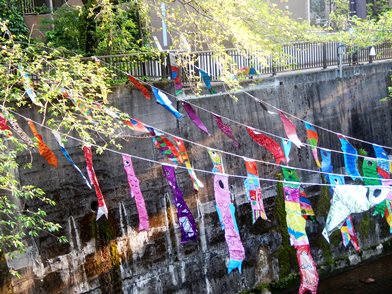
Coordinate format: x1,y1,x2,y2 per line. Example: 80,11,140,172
4,61,392,293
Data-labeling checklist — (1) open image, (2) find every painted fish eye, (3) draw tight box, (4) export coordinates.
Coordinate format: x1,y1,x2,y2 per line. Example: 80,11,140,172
218,180,224,189
373,189,381,197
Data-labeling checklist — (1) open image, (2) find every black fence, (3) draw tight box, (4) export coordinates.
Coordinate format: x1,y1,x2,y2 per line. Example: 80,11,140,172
89,52,171,81
93,42,392,84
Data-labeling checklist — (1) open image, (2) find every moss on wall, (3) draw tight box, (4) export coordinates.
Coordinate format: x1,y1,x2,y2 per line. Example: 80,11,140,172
0,252,14,294
315,186,331,217
358,213,375,238
273,173,297,277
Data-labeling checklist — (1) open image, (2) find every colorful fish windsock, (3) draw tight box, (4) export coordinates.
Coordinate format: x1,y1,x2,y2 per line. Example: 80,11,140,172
214,115,240,148
171,66,183,95
299,188,315,218
296,245,319,294
281,168,318,293
244,159,268,223
198,68,212,90
0,113,12,136
124,118,150,133
338,135,361,180
373,144,390,177
304,122,321,168
281,168,308,245
340,215,360,252
281,139,292,164
122,155,149,231
28,121,58,167
213,173,245,273
320,149,333,183
323,185,390,241
373,145,392,232
320,149,333,173
362,158,381,186
362,158,385,217
151,134,183,165
162,165,198,243
18,66,43,107
326,174,360,251
181,102,210,135
284,185,309,246
281,167,300,187
83,146,108,220
127,75,151,100
52,131,91,189
207,149,225,173
278,112,303,148
174,138,204,191
386,200,392,234
151,87,184,120
246,127,286,164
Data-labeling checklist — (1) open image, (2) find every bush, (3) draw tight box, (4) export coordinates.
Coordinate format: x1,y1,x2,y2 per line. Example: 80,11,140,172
0,0,28,39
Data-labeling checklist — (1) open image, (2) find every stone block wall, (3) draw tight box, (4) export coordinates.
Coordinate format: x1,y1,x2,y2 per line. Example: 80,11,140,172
4,61,392,293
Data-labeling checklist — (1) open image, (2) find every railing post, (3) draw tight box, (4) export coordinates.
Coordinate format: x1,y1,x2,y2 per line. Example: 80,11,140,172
322,43,327,69
166,52,172,79
160,52,167,79
271,55,276,76
141,54,147,81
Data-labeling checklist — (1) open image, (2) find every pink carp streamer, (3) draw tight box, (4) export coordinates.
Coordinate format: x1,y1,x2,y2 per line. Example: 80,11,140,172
278,111,303,148
122,155,149,231
209,150,245,273
83,146,108,220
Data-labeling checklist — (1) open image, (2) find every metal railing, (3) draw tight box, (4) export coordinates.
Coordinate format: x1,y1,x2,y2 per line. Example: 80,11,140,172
17,0,36,14
90,52,171,81
92,42,392,83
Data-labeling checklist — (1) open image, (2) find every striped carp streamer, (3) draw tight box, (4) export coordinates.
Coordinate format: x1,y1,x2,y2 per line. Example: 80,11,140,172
243,159,268,223
304,122,321,168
